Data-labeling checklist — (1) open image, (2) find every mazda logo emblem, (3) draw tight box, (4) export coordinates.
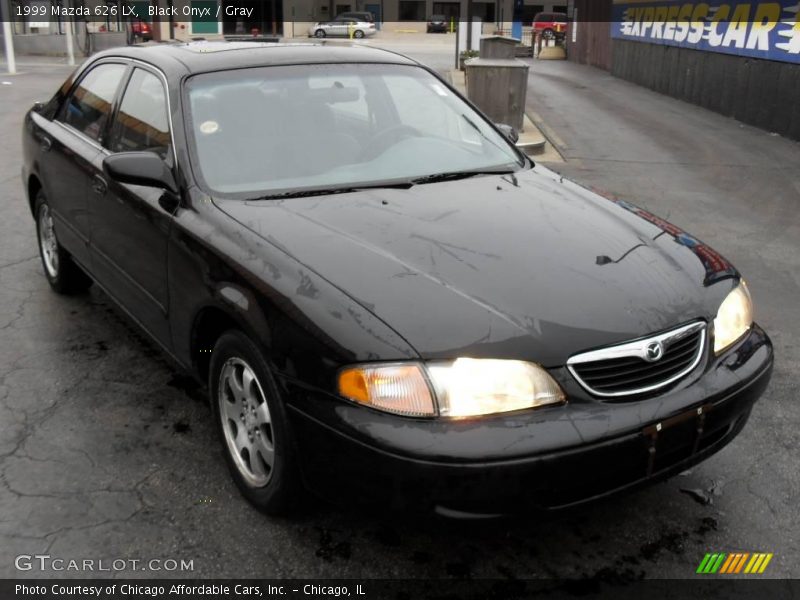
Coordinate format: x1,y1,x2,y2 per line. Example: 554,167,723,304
644,341,664,362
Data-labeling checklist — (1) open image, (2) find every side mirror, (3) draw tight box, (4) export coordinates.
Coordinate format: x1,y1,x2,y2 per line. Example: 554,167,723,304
103,152,178,195
495,123,519,144
31,101,46,114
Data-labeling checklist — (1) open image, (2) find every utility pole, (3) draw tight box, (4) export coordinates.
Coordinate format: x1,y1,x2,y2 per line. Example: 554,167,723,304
2,0,16,74
65,15,76,66
168,0,176,39
466,0,473,50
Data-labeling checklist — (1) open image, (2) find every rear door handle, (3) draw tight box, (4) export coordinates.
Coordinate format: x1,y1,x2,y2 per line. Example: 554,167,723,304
91,174,107,196
40,136,52,152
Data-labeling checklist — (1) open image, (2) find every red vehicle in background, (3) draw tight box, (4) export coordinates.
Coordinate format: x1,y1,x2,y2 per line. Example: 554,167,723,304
130,20,152,42
532,12,568,41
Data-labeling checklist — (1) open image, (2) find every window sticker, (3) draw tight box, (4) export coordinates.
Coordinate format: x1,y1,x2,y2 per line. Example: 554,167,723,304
199,120,219,134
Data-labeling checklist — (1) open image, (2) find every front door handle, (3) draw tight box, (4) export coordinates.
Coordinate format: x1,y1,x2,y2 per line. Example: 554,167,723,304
40,136,52,152
91,174,107,196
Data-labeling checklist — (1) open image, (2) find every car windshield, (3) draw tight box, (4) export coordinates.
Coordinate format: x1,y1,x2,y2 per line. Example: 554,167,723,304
184,63,524,198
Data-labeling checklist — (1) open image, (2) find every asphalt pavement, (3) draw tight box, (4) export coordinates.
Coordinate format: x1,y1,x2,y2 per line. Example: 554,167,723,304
0,50,797,580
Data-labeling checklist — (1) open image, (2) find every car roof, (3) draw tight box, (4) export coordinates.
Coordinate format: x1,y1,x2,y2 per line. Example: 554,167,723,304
91,41,418,76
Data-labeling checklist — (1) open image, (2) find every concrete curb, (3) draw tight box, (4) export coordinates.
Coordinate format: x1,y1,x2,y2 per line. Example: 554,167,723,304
537,46,567,60
516,117,548,154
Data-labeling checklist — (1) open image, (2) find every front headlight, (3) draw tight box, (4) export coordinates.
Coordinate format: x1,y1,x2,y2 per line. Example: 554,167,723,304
427,358,566,417
713,281,753,354
338,358,565,418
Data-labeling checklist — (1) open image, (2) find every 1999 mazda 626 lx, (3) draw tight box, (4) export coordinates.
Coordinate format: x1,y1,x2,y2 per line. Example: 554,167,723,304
22,42,773,516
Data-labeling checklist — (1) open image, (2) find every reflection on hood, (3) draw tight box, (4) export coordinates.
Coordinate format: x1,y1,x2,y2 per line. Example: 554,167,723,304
609,197,737,287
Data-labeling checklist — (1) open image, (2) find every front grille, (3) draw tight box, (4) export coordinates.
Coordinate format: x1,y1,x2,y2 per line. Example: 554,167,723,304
567,321,706,398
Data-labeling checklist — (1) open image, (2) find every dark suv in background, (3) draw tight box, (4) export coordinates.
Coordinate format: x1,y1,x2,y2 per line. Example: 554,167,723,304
427,15,448,33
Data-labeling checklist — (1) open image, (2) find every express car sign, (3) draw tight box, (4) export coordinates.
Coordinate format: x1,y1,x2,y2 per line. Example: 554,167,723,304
611,0,800,63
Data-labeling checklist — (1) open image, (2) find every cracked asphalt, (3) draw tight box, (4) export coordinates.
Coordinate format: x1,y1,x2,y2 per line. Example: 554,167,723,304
0,55,798,580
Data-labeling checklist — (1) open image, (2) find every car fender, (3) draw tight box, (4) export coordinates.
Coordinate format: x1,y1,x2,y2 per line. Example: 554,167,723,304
168,188,420,395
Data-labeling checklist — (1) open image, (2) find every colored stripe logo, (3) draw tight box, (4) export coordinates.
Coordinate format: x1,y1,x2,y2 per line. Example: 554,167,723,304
697,552,773,574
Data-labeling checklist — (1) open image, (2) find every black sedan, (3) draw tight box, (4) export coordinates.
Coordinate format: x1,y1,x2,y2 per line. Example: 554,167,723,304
22,42,772,517
427,15,448,33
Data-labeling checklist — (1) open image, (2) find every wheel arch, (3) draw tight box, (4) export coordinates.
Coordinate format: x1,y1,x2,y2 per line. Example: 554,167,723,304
27,173,43,217
190,304,241,386
189,286,272,386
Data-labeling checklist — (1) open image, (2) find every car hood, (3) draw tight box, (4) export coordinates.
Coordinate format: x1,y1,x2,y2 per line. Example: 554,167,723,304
215,165,737,366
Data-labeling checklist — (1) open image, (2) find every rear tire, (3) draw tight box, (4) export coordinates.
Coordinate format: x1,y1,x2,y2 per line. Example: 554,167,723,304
314,29,326,38
353,30,364,39
542,28,555,41
35,191,92,295
209,330,302,515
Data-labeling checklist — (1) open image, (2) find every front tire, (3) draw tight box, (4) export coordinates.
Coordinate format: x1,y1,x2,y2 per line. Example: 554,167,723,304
35,191,92,295
209,330,301,515
314,29,326,38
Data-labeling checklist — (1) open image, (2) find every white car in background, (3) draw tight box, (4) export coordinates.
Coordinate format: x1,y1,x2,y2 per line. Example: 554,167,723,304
309,19,376,39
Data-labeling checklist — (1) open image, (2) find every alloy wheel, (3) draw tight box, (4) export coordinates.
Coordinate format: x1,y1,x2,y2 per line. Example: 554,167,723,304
218,357,275,487
38,204,59,278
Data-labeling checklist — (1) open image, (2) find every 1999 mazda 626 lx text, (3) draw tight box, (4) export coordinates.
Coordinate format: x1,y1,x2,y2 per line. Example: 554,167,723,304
22,42,773,516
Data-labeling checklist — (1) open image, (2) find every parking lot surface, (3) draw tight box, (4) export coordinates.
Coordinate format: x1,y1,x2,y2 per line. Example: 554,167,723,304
0,49,797,579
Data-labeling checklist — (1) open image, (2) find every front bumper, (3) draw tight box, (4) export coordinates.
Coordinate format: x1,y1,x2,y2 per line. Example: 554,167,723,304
285,325,772,515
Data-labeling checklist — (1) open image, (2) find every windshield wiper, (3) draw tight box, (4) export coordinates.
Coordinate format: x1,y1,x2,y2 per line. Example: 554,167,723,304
246,181,414,201
411,168,516,185
245,167,517,201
